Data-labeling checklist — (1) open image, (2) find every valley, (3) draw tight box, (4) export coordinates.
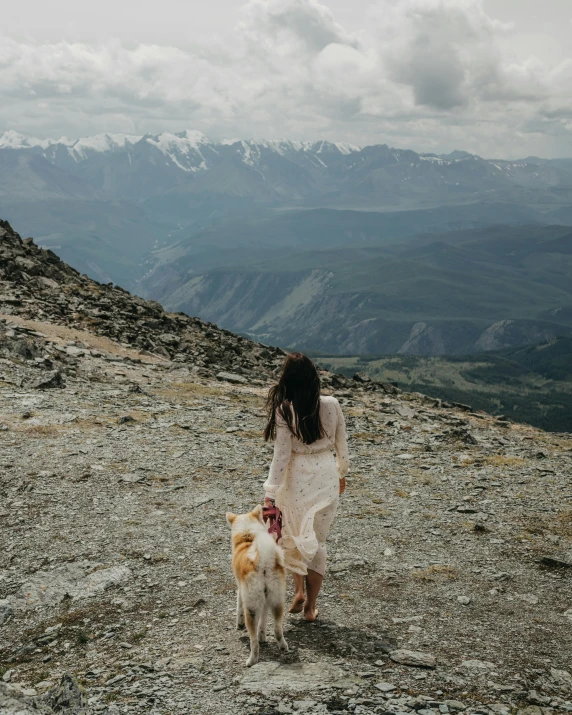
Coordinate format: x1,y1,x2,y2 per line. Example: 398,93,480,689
317,337,572,433
144,221,572,356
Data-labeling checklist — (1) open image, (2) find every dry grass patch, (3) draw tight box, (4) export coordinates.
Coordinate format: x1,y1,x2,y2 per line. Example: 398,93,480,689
21,424,62,437
483,455,526,467
411,564,459,581
555,510,572,537
155,382,224,400
352,432,381,442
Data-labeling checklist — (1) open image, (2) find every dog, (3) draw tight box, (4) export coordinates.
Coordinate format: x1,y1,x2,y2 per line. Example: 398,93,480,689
226,505,289,666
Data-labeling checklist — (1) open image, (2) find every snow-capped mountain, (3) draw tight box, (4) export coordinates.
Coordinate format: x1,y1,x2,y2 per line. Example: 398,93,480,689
4,127,571,208
2,126,572,289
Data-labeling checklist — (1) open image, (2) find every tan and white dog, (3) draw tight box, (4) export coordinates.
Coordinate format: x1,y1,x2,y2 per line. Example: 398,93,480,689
226,505,289,667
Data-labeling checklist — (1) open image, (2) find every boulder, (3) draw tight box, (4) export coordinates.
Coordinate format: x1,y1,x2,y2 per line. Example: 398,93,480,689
239,661,355,693
30,370,65,390
389,649,436,668
45,674,87,713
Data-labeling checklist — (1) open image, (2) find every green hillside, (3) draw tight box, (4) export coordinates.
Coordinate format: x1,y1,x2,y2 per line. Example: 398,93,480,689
317,337,572,432
144,219,572,356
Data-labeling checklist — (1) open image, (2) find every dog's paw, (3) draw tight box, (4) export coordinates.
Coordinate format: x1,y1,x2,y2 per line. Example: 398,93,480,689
245,654,258,667
278,638,289,652
236,621,246,630
258,632,267,643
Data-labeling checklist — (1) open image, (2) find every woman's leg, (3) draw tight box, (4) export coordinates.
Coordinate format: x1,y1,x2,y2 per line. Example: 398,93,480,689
303,502,337,621
304,569,323,621
289,572,305,613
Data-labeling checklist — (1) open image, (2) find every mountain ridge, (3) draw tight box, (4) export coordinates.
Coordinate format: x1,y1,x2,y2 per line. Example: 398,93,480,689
4,129,572,206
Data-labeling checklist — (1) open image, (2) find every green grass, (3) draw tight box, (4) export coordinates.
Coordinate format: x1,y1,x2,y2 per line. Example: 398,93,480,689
318,337,572,433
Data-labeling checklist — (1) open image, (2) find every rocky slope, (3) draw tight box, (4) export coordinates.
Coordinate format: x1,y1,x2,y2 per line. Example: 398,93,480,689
0,220,571,715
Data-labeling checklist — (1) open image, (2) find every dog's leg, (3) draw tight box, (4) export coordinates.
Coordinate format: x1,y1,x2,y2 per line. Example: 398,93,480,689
236,588,245,629
272,603,289,653
258,603,268,643
244,608,260,667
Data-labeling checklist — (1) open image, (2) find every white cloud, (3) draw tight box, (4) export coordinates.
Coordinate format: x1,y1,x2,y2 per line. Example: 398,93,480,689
0,0,571,157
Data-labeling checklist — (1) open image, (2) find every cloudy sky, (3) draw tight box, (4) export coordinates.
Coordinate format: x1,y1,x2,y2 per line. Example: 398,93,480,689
2,0,572,157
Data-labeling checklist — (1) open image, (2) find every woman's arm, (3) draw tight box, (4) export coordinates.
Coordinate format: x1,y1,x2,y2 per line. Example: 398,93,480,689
263,414,293,500
334,399,349,480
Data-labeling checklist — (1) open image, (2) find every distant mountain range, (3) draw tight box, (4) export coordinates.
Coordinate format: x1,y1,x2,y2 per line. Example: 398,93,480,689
3,129,572,212
1,129,572,360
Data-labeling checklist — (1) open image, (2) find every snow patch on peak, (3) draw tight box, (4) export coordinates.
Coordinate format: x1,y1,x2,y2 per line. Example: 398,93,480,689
146,130,210,154
145,131,212,172
0,130,70,150
334,141,360,155
70,133,142,159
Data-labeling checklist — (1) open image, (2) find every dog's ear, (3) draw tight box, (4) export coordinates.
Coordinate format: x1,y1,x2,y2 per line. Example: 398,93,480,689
226,512,237,526
251,504,263,520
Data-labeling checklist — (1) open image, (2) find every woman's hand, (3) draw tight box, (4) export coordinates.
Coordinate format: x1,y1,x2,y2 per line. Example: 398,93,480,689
264,496,275,509
339,477,346,496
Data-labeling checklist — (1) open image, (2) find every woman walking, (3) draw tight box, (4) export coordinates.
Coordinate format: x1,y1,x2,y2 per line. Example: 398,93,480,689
263,353,349,622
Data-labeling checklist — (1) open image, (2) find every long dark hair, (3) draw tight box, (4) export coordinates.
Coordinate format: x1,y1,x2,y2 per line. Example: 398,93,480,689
264,352,324,444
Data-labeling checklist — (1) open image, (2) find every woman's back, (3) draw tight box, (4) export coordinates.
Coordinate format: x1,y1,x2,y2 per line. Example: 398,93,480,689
289,395,345,455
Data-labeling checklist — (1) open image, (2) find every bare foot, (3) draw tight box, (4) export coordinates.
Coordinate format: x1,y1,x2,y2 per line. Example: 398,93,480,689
289,594,305,614
303,604,319,622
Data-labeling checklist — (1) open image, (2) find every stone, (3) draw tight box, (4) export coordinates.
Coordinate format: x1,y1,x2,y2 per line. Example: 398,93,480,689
457,596,471,605
516,707,543,715
527,690,550,705
550,668,572,688
389,649,436,669
539,556,571,569
444,701,466,711
216,372,248,385
45,674,87,712
517,594,539,605
395,404,415,419
65,346,85,357
330,558,366,573
461,659,495,670
118,473,146,483
239,662,355,693
30,370,65,390
11,564,131,609
0,682,52,714
375,682,397,693
0,598,14,626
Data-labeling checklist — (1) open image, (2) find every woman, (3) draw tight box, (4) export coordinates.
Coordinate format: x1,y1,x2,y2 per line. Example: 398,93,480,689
263,353,349,622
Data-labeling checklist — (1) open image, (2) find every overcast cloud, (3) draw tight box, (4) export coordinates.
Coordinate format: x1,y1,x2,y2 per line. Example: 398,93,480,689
2,0,572,157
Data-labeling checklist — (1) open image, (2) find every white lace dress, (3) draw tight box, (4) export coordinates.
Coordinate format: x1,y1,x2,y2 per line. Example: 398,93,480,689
263,396,349,576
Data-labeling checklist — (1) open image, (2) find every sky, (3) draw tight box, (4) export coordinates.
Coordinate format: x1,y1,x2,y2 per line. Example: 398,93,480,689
2,0,572,158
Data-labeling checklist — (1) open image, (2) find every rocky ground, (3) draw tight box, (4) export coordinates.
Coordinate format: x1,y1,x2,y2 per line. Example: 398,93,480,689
1,220,571,715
